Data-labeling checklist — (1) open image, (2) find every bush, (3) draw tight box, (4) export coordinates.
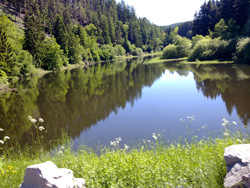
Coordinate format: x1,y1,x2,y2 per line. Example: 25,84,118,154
161,44,178,59
233,37,250,64
114,45,126,56
41,37,67,70
175,37,192,57
132,48,143,56
100,44,116,60
188,38,234,61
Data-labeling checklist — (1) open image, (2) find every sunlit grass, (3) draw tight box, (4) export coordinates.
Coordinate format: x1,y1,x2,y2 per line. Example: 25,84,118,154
0,116,247,187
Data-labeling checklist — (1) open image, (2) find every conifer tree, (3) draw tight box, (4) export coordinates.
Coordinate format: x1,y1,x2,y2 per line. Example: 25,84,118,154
0,27,16,76
23,12,45,67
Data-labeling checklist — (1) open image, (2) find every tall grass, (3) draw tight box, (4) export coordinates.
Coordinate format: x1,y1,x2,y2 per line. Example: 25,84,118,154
0,116,247,187
0,136,244,187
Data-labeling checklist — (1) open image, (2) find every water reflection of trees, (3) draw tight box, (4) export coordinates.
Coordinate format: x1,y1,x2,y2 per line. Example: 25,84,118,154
0,57,165,146
164,62,250,126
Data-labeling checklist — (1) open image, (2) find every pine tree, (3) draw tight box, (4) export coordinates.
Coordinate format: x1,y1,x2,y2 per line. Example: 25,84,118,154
53,15,69,55
0,27,16,76
23,12,45,67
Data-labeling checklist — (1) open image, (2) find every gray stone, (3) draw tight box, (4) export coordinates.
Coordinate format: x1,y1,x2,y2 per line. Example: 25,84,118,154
224,144,250,188
19,161,85,188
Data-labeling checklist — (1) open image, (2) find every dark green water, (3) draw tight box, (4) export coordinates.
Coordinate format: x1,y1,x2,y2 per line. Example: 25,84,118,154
0,57,250,149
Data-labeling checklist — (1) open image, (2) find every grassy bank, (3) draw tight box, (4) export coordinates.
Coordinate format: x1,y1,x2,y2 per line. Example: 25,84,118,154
147,56,234,65
145,56,187,64
0,135,244,188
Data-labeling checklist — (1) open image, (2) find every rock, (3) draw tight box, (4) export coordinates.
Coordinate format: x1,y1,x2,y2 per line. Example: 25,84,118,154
224,144,250,188
19,161,85,188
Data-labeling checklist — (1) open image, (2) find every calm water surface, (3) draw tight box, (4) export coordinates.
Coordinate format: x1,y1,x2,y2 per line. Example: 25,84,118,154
1,57,250,149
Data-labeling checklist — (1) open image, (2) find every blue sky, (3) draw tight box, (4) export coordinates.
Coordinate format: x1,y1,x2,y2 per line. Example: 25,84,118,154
116,0,206,26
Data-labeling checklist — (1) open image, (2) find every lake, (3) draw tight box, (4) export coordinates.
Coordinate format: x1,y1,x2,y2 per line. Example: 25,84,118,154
1,56,250,149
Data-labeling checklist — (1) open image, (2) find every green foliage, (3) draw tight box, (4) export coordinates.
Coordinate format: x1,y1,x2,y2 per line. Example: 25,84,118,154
23,13,45,68
0,135,243,188
233,37,250,64
0,15,35,78
175,37,192,57
114,45,126,56
53,15,69,55
132,48,143,56
0,27,16,76
41,37,67,70
162,36,192,59
161,44,178,59
100,44,116,60
188,38,234,61
212,19,228,39
68,35,83,64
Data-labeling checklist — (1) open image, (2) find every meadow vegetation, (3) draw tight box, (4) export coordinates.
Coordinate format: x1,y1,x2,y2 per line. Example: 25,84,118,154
0,116,247,188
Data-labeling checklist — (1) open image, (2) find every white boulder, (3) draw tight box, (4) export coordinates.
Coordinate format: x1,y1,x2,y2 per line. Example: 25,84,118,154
224,144,250,188
19,161,85,188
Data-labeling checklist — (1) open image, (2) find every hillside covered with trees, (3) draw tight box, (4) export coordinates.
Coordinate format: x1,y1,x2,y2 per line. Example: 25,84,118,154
161,0,250,64
0,0,164,84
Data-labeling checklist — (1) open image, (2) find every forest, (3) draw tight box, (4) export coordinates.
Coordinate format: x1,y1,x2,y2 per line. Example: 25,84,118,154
0,0,164,84
161,0,250,63
0,0,250,86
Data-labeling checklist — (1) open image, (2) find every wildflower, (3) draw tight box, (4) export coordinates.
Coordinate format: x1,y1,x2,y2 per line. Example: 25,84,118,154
232,121,237,125
38,126,45,131
221,117,229,127
27,115,32,121
0,128,3,131
31,118,37,124
0,140,4,144
187,115,195,121
124,144,129,150
237,139,242,143
116,137,122,142
3,136,10,141
12,171,17,173
179,118,184,123
152,133,158,140
7,166,13,170
223,132,229,137
38,118,44,123
110,141,116,147
147,140,151,143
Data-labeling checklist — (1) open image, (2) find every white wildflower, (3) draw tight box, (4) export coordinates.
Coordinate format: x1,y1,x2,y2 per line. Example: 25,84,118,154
237,139,242,143
124,144,129,150
27,115,32,121
187,115,195,121
0,128,3,131
31,118,37,124
223,132,229,137
4,136,10,141
0,140,4,144
221,117,229,127
147,140,151,143
232,121,237,125
39,126,45,131
152,133,158,140
38,118,44,123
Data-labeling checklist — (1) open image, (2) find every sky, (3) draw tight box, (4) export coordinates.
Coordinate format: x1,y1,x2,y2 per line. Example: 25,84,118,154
116,0,206,26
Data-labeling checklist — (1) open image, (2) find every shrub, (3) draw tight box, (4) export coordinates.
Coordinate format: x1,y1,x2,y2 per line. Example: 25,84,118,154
114,45,126,56
188,38,234,61
233,37,250,64
161,44,178,59
100,44,116,60
175,37,192,57
41,37,67,70
132,48,143,56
